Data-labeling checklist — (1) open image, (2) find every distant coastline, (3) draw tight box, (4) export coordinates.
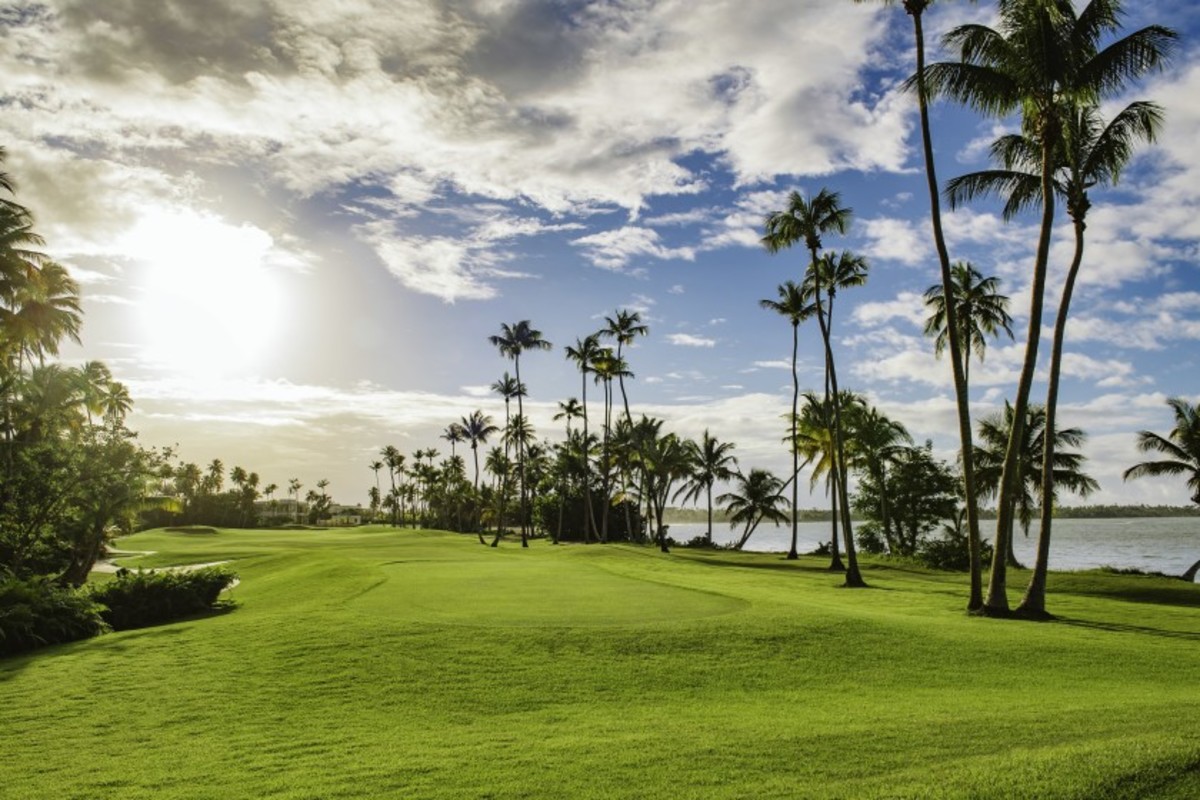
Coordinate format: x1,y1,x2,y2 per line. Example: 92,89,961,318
662,504,1200,524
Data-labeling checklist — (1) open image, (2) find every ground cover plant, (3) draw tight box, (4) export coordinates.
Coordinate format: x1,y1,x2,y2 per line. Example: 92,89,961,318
2,525,1199,799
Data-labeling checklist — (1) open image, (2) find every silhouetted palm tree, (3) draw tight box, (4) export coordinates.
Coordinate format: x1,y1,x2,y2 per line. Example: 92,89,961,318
489,321,552,546
564,335,602,542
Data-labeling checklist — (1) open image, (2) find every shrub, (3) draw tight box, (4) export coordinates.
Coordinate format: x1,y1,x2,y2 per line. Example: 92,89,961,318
90,566,237,631
0,576,108,657
916,534,995,572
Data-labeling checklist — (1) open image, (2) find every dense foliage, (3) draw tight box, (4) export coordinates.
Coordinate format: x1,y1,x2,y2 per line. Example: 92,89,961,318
90,566,238,631
0,576,108,656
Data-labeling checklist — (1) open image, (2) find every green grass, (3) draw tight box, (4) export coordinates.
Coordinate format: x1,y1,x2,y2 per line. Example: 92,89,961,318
3,526,1199,799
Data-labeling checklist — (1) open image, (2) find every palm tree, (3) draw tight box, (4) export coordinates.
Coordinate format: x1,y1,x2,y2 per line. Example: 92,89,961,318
564,335,603,542
923,262,1014,392
1123,398,1200,580
600,309,648,428
370,459,383,501
489,321,552,547
381,446,402,526
794,390,863,569
975,402,1098,569
925,0,1176,615
490,372,523,543
441,423,466,458
845,402,913,553
590,347,632,544
288,478,302,523
762,189,866,588
860,0,988,611
717,469,790,551
674,430,738,546
639,427,692,553
948,103,1165,616
760,280,814,560
460,410,499,493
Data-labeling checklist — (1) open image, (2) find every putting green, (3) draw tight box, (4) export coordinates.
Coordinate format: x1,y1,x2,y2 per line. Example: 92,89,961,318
353,558,748,626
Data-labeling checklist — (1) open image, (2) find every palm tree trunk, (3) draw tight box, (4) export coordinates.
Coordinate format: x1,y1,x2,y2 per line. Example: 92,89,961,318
514,356,529,548
706,483,714,546
812,275,864,587
788,322,800,560
1182,558,1200,583
986,135,1057,615
1018,216,1086,618
912,8,984,611
580,374,598,543
600,380,611,544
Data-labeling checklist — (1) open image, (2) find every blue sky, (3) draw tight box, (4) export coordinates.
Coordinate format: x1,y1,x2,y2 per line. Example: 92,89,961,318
2,0,1198,506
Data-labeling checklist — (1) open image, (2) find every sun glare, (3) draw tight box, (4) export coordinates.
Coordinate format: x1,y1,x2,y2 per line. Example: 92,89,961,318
125,209,286,378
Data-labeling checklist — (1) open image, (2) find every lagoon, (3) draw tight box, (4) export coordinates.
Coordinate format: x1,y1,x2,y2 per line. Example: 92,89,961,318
666,516,1199,577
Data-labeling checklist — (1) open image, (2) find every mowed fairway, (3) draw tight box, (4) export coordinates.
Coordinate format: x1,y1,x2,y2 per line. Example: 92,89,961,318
3,526,1200,799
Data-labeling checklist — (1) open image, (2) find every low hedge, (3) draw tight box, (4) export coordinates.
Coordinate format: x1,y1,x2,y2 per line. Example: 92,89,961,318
0,576,108,657
90,566,237,631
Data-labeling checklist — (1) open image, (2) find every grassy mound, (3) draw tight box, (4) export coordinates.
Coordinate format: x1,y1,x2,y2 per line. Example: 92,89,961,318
3,526,1199,798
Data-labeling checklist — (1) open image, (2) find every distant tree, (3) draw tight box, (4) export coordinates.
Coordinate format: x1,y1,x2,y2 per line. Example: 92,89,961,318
718,469,789,551
853,442,958,557
1123,397,1200,581
675,430,738,546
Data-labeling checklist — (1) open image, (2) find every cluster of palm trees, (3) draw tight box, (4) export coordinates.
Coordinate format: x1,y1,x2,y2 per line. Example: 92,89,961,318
864,0,1176,616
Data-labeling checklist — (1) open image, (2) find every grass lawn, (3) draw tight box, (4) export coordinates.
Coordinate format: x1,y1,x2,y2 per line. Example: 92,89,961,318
3,525,1199,799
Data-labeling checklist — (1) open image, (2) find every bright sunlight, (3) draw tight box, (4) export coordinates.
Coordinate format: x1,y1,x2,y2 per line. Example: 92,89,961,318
125,208,286,377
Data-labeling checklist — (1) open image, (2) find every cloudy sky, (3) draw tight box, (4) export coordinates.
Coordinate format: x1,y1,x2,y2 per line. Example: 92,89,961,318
3,0,1199,507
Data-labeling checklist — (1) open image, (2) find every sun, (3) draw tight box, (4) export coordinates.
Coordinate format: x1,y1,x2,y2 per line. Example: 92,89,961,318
125,208,287,378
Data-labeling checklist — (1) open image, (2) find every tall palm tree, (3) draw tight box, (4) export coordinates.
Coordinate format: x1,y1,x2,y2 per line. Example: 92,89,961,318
601,309,648,428
381,446,402,526
288,478,302,523
923,262,1014,392
948,103,1165,616
860,0,987,611
638,427,692,553
760,280,814,560
564,335,603,542
717,469,790,551
1123,397,1200,580
763,189,866,586
590,347,632,544
926,0,1176,614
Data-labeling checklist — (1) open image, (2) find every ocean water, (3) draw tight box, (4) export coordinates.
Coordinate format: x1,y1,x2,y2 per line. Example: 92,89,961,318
664,517,1200,577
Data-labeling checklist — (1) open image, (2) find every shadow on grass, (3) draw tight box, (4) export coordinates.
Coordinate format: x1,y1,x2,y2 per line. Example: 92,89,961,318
1053,616,1200,642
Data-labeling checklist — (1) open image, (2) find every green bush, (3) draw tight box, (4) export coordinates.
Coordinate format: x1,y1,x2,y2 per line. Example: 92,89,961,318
0,576,108,657
90,566,237,631
916,534,995,572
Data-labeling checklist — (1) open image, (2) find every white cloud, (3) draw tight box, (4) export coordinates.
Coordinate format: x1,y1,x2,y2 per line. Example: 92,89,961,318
667,333,717,348
860,217,932,267
571,226,696,271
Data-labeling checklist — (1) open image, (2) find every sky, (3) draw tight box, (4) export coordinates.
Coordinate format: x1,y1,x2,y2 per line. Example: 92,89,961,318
2,0,1199,508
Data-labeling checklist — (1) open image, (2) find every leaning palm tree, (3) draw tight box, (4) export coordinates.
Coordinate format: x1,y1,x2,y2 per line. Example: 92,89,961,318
925,0,1176,615
949,103,1165,616
674,430,738,546
760,280,814,560
718,469,790,551
859,0,988,611
762,188,866,587
489,321,552,547
1124,397,1200,581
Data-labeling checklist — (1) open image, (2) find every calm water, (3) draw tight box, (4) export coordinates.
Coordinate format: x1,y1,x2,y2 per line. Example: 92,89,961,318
665,517,1200,577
